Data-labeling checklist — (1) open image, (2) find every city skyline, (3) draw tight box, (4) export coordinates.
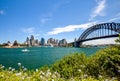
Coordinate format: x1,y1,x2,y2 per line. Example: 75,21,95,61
1,34,68,48
3,35,68,47
0,0,120,44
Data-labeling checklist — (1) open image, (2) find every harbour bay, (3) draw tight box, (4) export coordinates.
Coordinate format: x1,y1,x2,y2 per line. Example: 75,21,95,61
0,47,102,70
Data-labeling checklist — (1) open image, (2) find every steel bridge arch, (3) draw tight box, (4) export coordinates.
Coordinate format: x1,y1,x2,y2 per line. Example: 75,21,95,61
78,22,120,41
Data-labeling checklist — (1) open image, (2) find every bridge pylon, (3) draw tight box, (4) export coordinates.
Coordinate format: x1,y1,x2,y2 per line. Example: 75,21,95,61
74,41,82,47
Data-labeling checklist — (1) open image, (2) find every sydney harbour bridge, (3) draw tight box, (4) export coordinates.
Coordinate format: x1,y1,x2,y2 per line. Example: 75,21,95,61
73,22,120,47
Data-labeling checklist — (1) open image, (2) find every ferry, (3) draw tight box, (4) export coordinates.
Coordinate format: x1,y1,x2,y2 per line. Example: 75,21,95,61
21,49,29,52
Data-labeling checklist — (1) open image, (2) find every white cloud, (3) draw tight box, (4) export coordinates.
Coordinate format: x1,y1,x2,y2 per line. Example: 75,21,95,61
108,17,120,22
0,10,5,15
39,2,60,24
47,22,97,35
40,18,52,24
107,12,120,22
33,34,40,37
89,0,106,21
40,1,71,24
22,27,35,34
21,27,41,38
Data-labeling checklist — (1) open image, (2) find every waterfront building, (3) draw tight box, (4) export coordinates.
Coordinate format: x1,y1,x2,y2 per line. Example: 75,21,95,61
26,37,29,42
47,38,54,44
58,39,67,46
4,41,13,47
30,35,35,46
34,39,39,46
13,40,19,46
7,41,12,46
31,35,34,40
47,38,58,46
25,37,30,46
25,35,40,47
41,38,45,46
55,39,58,45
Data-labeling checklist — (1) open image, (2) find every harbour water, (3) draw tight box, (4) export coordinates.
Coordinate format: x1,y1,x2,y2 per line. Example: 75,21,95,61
0,47,102,69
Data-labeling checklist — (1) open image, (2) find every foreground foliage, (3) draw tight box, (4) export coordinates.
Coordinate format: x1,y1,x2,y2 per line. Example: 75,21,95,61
0,45,120,81
52,45,120,80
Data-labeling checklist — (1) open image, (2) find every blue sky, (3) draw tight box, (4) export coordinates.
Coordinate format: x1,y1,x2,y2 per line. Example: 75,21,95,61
0,0,120,44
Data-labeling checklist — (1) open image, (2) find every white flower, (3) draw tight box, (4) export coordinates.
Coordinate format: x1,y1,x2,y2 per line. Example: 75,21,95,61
12,68,15,71
40,75,43,78
23,68,27,71
80,65,85,68
9,67,12,70
54,72,58,74
118,70,120,73
105,79,109,81
1,75,4,77
36,69,38,72
52,74,56,78
47,69,50,72
83,74,88,78
111,77,116,80
18,63,21,66
22,76,25,80
98,75,102,78
52,79,54,81
15,72,22,76
40,71,45,75
78,69,81,72
1,66,5,69
46,71,51,77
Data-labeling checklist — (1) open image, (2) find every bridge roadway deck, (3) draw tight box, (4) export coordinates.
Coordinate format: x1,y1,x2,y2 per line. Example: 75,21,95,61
70,34,119,47
77,34,119,42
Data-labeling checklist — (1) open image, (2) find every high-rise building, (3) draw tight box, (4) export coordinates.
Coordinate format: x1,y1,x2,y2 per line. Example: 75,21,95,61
41,38,45,46
35,39,39,46
26,37,29,42
31,35,34,40
47,38,53,44
58,39,67,46
47,38,58,46
30,35,35,46
25,37,30,46
25,35,40,47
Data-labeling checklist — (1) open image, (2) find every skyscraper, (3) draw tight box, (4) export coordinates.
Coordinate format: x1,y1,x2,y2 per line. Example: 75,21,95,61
47,38,58,46
25,35,40,47
26,37,30,46
30,35,35,46
58,39,67,46
41,38,45,46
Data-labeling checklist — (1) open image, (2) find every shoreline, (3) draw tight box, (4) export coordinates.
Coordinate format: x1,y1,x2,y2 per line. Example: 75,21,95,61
2,46,25,48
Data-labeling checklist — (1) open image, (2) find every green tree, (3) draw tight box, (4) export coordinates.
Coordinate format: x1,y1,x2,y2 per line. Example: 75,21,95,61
115,34,120,43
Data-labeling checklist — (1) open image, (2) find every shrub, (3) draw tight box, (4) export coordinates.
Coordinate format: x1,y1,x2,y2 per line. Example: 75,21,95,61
52,45,120,80
86,45,120,79
51,53,87,79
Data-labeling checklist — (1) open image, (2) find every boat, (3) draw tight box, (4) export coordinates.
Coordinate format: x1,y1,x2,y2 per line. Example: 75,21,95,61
21,49,29,52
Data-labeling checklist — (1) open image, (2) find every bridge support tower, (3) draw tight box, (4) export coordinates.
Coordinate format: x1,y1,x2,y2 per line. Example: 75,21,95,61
74,41,82,47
